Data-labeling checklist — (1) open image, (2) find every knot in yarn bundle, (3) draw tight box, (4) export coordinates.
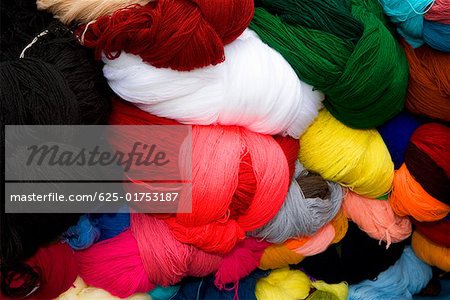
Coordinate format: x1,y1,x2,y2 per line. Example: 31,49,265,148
78,0,254,71
378,0,434,48
102,29,324,138
299,109,394,198
37,0,150,24
250,161,343,243
343,191,412,247
108,100,292,254
250,0,408,128
402,41,450,121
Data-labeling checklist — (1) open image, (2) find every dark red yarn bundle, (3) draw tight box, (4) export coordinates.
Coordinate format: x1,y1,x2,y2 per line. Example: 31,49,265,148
413,219,450,248
1,243,77,300
404,123,450,205
78,0,254,71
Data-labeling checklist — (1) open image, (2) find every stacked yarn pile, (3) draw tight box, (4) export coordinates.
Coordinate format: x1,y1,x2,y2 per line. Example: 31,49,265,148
1,0,449,299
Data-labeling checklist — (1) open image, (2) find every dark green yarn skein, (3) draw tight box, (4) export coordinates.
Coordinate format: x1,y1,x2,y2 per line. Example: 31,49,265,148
251,0,408,129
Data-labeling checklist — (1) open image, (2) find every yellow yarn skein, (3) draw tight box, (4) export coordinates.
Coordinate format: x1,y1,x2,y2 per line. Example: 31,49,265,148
299,109,394,198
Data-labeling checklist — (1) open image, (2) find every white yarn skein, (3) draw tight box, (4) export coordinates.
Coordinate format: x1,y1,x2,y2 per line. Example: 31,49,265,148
103,29,324,138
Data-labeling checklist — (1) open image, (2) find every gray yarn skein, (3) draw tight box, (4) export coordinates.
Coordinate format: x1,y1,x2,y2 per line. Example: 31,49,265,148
250,161,343,243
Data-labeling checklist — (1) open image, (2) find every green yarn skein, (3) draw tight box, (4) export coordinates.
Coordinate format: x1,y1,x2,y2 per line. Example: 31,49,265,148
251,0,408,129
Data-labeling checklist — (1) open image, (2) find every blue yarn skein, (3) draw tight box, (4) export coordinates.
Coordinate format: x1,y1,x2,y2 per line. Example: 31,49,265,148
379,0,434,48
63,215,100,250
90,205,130,241
378,111,420,169
348,247,432,300
172,269,269,300
423,20,450,53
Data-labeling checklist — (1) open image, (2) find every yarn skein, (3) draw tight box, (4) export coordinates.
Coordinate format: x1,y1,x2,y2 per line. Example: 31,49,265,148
378,0,434,48
250,0,408,128
75,230,155,298
102,29,324,138
76,216,269,297
63,215,101,250
402,41,450,122
90,207,130,241
390,123,450,220
425,0,450,24
298,222,407,284
78,0,254,71
1,20,110,297
1,243,78,299
255,268,312,300
250,161,343,243
11,22,111,124
299,109,394,198
0,0,54,60
214,238,269,288
412,219,450,247
259,243,304,270
343,191,412,247
255,268,348,300
130,214,222,287
409,123,450,177
55,276,151,300
412,231,450,272
405,123,450,204
37,0,150,24
173,269,268,300
405,143,449,204
109,100,292,254
348,246,432,300
389,164,450,221
377,111,420,169
258,209,348,270
286,224,336,257
423,20,450,53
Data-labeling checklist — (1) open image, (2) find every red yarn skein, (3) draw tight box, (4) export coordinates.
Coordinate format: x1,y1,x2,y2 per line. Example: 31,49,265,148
79,0,254,71
410,123,450,177
1,243,77,300
413,219,450,248
108,100,293,254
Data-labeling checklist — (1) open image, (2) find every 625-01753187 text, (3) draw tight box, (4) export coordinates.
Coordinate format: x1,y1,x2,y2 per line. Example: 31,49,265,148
9,192,179,202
